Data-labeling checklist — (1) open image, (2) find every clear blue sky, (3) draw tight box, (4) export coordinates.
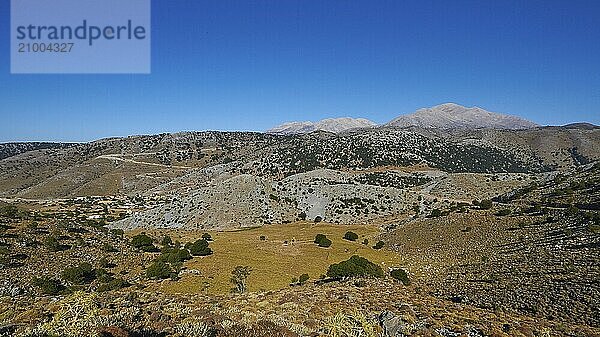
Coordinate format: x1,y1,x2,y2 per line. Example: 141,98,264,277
1,0,599,142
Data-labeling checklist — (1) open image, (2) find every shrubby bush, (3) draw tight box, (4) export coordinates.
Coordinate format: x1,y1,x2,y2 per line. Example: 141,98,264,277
201,233,213,241
61,262,96,285
299,273,309,284
43,235,64,252
326,255,383,279
97,277,130,292
32,276,64,295
160,235,173,247
373,241,385,250
479,199,493,210
496,209,512,216
314,234,332,248
428,209,442,218
343,231,359,241
186,239,213,256
131,233,158,252
159,247,192,263
390,268,410,285
146,261,173,279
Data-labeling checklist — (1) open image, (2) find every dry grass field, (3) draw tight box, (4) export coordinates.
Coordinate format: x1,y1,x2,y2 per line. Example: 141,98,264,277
139,222,403,294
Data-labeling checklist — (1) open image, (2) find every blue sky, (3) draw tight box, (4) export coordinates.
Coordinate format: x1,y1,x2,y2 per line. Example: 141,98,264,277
1,0,599,142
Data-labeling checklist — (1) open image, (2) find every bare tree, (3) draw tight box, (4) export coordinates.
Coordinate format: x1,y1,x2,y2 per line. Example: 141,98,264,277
230,266,252,293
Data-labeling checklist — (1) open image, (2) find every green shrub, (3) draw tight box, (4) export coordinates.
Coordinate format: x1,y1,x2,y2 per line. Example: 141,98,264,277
314,216,323,223
102,242,118,252
362,239,369,245
314,234,326,244
0,205,20,218
159,248,192,263
62,262,96,285
98,257,113,268
373,241,385,250
97,278,130,292
326,255,383,279
160,235,173,247
43,235,63,252
496,209,511,216
299,273,309,284
343,231,359,241
428,209,442,218
186,239,213,256
32,276,64,295
146,261,173,279
566,205,579,216
110,228,124,237
131,234,158,252
479,199,493,210
259,235,267,241
314,234,332,247
201,233,213,241
390,268,410,285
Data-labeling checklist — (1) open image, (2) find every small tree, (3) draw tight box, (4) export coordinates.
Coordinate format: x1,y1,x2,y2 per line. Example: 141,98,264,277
343,231,359,241
201,233,213,241
231,266,252,293
362,238,369,245
373,241,385,250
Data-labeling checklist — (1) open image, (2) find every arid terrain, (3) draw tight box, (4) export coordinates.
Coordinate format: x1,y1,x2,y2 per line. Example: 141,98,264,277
0,121,599,336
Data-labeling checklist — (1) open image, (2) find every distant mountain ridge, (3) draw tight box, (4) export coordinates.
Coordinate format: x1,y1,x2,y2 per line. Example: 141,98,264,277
267,117,376,135
386,103,539,130
268,103,539,135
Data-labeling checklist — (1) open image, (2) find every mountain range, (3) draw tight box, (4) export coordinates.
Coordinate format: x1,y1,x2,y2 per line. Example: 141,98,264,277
267,103,539,135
